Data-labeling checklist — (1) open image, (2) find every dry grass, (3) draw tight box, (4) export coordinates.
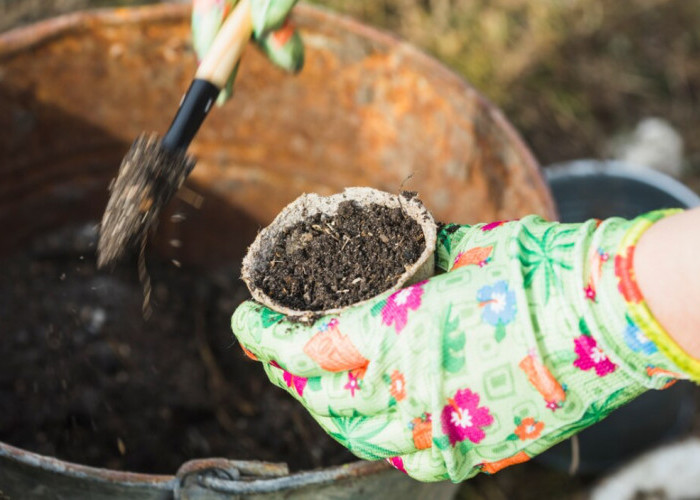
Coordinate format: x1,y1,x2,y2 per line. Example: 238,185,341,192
4,0,699,172
311,0,700,176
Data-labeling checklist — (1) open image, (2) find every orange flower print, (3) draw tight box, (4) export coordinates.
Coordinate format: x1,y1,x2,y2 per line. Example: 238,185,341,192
481,451,530,474
514,417,544,440
389,370,406,402
239,344,258,361
646,366,683,389
452,246,493,271
303,319,369,372
410,413,432,450
351,365,367,381
519,351,566,411
646,365,684,379
615,245,643,303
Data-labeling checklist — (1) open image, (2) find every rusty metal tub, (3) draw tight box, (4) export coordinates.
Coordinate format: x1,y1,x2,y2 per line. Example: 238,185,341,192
0,3,555,498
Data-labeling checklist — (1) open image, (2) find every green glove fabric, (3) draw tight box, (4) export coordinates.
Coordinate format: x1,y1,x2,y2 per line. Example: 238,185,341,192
231,210,696,482
191,0,304,105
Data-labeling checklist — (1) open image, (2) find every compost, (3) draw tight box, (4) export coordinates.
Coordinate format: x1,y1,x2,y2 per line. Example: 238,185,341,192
0,224,352,474
252,198,426,311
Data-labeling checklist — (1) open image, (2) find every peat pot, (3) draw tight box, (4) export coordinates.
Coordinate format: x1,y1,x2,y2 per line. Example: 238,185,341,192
0,3,555,499
241,187,438,321
538,160,700,475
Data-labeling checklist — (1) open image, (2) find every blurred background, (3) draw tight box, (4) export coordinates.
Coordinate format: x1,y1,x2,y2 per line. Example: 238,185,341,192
2,0,699,187
317,1,700,187
2,1,699,498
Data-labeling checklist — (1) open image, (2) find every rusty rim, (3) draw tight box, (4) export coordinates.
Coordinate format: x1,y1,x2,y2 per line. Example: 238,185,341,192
0,438,394,492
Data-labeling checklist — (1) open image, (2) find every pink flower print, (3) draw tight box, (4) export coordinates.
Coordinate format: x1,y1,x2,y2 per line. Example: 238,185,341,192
386,456,407,474
441,389,494,445
481,220,507,231
381,281,426,333
269,360,308,397
320,318,339,332
283,371,308,397
585,247,608,302
344,370,362,397
573,335,616,377
545,400,561,411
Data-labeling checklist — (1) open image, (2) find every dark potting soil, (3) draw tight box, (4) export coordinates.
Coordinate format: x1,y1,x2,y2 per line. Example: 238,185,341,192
0,224,352,474
254,200,426,311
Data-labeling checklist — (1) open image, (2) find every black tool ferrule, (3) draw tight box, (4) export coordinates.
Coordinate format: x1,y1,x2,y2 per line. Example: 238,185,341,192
161,79,220,152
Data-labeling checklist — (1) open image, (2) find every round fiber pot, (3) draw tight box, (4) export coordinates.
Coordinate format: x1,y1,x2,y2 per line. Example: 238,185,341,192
537,159,699,476
242,187,437,322
0,3,554,499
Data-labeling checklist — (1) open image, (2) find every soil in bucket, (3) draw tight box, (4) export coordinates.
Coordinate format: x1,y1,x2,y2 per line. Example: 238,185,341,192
0,223,353,474
251,196,427,312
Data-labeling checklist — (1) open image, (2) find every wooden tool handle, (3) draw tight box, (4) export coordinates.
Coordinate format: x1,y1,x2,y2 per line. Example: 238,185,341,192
195,0,254,88
161,0,253,151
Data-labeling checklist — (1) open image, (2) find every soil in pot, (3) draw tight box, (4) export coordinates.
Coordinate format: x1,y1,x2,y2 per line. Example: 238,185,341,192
0,223,353,474
252,198,426,312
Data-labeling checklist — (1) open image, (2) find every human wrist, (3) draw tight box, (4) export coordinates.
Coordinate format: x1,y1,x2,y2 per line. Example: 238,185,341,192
634,208,700,381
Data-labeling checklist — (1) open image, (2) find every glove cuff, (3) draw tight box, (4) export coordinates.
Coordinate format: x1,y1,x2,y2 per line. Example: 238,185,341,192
582,209,697,387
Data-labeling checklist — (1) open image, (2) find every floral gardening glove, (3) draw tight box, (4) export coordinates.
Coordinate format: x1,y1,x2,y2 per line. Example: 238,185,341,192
192,0,304,105
231,210,699,482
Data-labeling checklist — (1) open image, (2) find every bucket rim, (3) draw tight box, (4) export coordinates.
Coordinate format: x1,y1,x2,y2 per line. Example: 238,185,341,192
0,438,400,493
545,159,700,209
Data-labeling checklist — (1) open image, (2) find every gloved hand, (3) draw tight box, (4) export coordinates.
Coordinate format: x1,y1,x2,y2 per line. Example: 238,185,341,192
231,210,697,482
191,0,304,105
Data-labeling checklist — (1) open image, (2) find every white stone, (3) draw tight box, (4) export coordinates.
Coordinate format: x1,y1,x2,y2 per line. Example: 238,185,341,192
591,437,700,500
608,117,684,178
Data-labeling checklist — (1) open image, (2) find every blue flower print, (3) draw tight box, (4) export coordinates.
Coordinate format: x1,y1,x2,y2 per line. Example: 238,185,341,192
477,281,517,342
623,316,658,355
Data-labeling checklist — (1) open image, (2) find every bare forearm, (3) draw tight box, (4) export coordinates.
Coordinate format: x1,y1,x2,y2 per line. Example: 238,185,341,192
635,207,700,359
